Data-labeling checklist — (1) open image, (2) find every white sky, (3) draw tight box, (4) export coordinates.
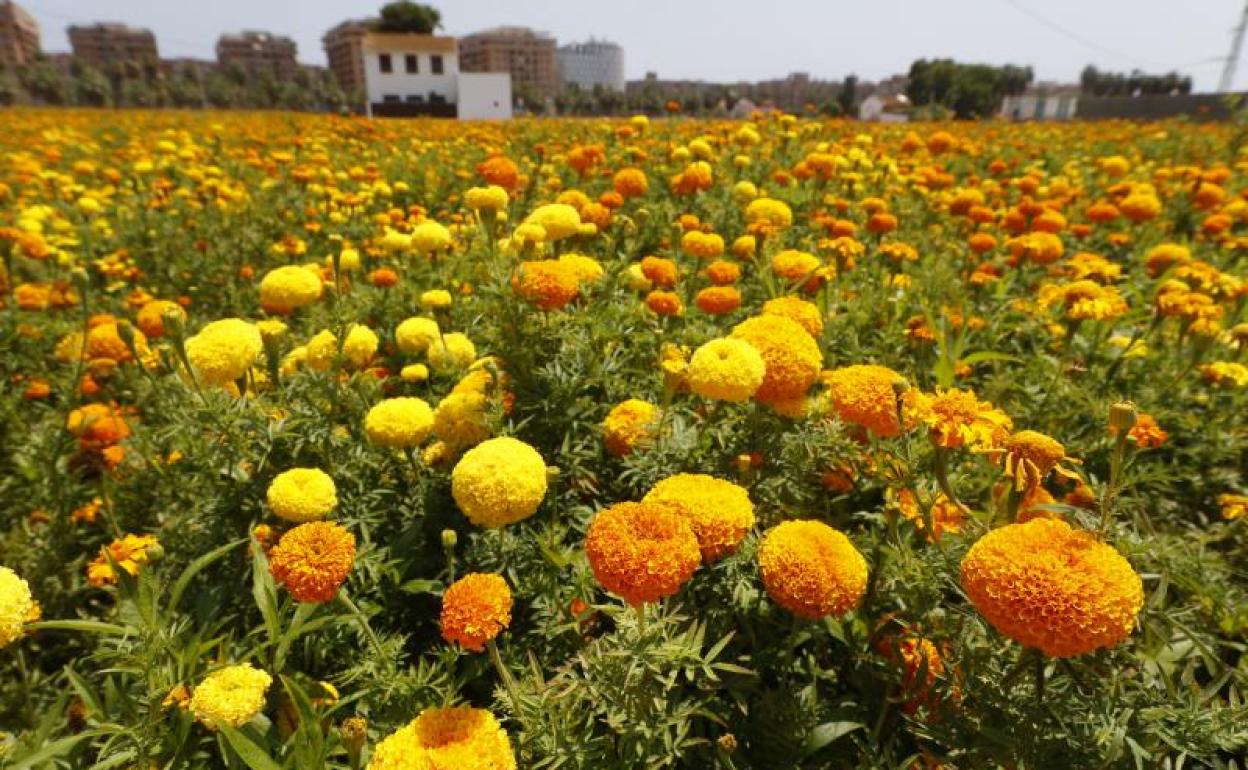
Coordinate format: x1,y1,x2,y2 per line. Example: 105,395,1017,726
19,0,1248,91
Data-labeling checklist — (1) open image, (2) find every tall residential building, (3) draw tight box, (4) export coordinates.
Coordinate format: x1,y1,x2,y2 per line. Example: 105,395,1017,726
0,1,39,69
216,30,298,81
557,39,624,92
459,26,557,99
322,19,510,120
68,22,158,68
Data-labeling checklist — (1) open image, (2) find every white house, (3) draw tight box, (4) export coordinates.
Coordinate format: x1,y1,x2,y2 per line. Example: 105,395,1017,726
859,94,912,122
358,32,512,119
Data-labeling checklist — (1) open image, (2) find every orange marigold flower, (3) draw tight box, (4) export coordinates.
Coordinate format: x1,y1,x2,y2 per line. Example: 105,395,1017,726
613,167,649,198
87,533,160,587
645,289,684,316
67,403,131,449
988,430,1082,491
758,520,868,620
602,399,660,457
876,634,950,714
512,260,580,311
440,573,512,652
640,256,678,288
694,286,741,315
892,489,966,541
1113,411,1167,449
703,260,740,285
584,501,700,606
642,474,754,563
902,387,1012,451
268,521,355,604
822,364,906,438
368,267,400,288
771,249,823,293
1219,493,1248,520
731,315,823,404
960,519,1143,658
477,155,520,191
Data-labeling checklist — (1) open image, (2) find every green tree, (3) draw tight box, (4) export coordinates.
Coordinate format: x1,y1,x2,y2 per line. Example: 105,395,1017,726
838,74,858,117
376,2,441,34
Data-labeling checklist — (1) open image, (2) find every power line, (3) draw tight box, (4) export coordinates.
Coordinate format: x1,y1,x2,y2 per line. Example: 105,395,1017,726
999,0,1169,70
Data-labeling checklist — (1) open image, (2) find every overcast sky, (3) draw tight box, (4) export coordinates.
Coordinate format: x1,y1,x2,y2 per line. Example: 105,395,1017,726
20,0,1248,91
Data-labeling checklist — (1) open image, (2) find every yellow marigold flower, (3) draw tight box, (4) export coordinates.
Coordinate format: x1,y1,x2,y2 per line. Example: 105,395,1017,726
731,315,823,404
602,399,660,457
1219,493,1248,520
267,468,337,522
1118,190,1161,222
190,663,272,730
434,391,490,448
440,573,512,652
368,706,516,770
902,387,1012,451
557,252,604,282
410,221,452,254
758,520,868,620
365,397,435,449
395,317,441,355
512,259,582,311
761,296,823,338
269,521,355,603
643,474,754,563
342,324,379,368
185,319,262,387
822,364,905,438
771,250,822,291
686,337,765,403
523,203,582,241
259,265,322,314
1200,361,1248,388
989,430,1082,491
585,501,700,606
681,230,725,259
466,184,509,211
401,363,430,383
1037,280,1129,321
428,332,476,371
451,437,547,529
659,342,690,393
87,534,160,587
0,567,34,649
960,519,1143,657
744,197,793,229
420,289,453,310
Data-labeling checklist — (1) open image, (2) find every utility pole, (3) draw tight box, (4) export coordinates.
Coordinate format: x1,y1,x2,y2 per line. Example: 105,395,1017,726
1220,0,1248,93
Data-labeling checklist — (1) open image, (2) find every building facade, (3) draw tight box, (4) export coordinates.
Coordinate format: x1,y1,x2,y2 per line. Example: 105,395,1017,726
459,26,557,99
216,31,298,81
0,0,37,69
557,39,624,92
68,22,158,68
1000,84,1080,121
323,19,370,96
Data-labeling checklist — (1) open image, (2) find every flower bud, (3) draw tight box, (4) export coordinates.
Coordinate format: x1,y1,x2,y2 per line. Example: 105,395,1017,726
440,529,458,550
1109,401,1137,433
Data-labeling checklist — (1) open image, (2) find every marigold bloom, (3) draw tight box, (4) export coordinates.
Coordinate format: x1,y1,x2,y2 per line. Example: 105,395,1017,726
87,533,160,587
466,184,509,211
434,391,490,448
1037,280,1129,321
269,521,355,603
704,260,740,285
395,317,441,355
613,167,649,198
731,315,823,404
681,230,725,259
366,397,435,449
512,260,581,311
427,332,476,372
190,664,272,730
645,289,684,316
478,156,520,191
368,706,516,770
758,520,868,620
67,402,130,448
686,338,765,403
411,221,452,254
259,265,323,314
744,197,793,229
267,468,337,522
523,203,582,241
440,573,512,652
903,387,1012,451
1200,361,1248,388
135,299,185,338
1219,493,1248,520
876,634,950,714
585,501,700,606
603,399,660,457
451,437,547,528
823,364,905,438
0,567,35,649
557,253,604,283
761,295,823,338
771,250,822,292
991,430,1082,491
643,474,754,562
892,489,966,541
185,318,262,387
694,286,741,315
960,519,1143,657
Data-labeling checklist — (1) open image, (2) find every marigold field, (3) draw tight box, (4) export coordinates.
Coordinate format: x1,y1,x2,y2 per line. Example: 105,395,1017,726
1,108,1248,769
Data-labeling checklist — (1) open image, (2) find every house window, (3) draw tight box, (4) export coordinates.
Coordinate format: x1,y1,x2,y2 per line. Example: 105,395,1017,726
431,55,443,75
379,54,392,74
406,94,424,104
405,54,418,74
382,94,400,103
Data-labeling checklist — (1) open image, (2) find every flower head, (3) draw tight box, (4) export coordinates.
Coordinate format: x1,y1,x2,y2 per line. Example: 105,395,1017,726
87,534,160,587
960,519,1143,657
0,567,35,649
185,319,262,387
903,387,1012,451
990,430,1081,491
585,501,700,606
686,337,765,403
451,437,548,528
643,474,754,563
603,399,660,457
823,364,906,438
190,664,272,729
731,315,823,404
269,521,355,603
267,468,337,522
259,265,323,314
395,317,441,355
366,397,435,449
368,706,516,770
440,573,512,652
758,520,868,620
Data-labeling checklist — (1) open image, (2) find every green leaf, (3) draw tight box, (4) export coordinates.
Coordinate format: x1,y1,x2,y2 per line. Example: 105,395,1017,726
219,725,284,770
7,729,105,769
398,578,443,595
960,350,1021,366
802,721,864,758
64,665,106,720
31,620,130,636
169,538,246,612
251,542,281,643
